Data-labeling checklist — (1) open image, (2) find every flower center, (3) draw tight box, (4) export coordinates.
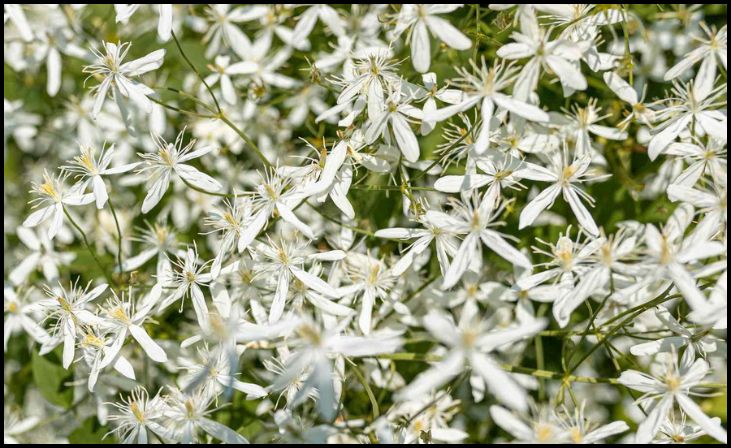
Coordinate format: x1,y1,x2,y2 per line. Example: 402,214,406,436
130,401,145,422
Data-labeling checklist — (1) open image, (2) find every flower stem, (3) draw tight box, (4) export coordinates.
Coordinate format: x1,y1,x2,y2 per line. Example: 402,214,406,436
107,197,124,273
62,205,114,285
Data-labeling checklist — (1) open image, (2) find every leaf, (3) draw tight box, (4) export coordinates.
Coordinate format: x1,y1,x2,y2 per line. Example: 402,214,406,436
31,349,73,409
68,417,114,444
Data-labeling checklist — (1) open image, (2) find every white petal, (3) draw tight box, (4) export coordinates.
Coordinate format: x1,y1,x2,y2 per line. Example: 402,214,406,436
603,71,638,104
434,174,492,193
545,55,587,91
519,183,561,229
493,93,549,122
46,47,62,97
175,164,222,192
269,272,290,324
121,49,166,76
425,16,471,50
411,20,431,73
129,324,167,362
471,352,528,412
635,394,673,444
199,418,249,444
394,351,463,400
276,202,314,239
157,5,173,41
480,230,532,269
676,393,726,444
564,186,599,237
113,355,136,380
391,114,420,162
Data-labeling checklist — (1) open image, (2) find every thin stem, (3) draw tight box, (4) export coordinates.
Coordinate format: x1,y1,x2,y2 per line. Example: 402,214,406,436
180,176,236,198
535,303,548,401
171,30,221,114
169,30,273,169
350,184,436,192
149,96,217,119
570,285,679,371
347,359,380,421
567,271,614,369
622,5,634,85
62,205,114,285
306,202,376,237
370,353,727,389
107,197,124,273
218,114,274,169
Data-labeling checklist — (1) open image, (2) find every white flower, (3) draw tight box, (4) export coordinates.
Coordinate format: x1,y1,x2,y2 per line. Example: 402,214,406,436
108,387,168,444
426,59,549,155
392,4,471,73
497,11,590,98
489,404,564,443
99,288,168,368
334,47,401,120
665,24,727,100
630,306,720,357
618,351,727,444
178,346,267,399
137,131,221,214
273,317,402,420
83,41,165,119
37,280,107,368
162,387,249,444
23,171,95,240
61,143,140,209
374,211,459,277
120,221,180,277
158,245,213,330
78,326,136,391
339,252,396,334
640,203,725,311
4,286,50,351
237,169,316,252
394,304,546,412
554,402,629,444
365,90,424,163
254,236,344,323
603,71,656,127
436,195,532,289
9,226,74,285
519,150,602,237
647,81,726,161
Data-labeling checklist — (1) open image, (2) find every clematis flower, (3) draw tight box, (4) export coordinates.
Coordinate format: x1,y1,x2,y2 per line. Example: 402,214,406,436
83,41,165,119
137,130,221,214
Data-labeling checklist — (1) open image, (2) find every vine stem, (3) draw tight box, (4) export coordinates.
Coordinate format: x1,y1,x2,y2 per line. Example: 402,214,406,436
369,353,726,389
107,197,124,273
171,30,221,114
62,205,114,285
346,359,380,421
170,30,273,169
180,177,236,198
217,113,274,169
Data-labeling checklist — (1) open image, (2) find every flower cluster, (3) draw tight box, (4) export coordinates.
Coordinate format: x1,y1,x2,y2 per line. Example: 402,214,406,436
4,4,727,444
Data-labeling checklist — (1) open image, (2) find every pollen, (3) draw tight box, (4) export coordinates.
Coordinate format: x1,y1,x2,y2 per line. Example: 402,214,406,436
535,423,554,442
665,374,681,391
82,332,104,348
130,401,145,422
570,427,583,444
109,306,130,324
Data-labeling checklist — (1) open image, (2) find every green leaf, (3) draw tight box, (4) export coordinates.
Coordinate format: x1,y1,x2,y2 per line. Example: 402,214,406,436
68,417,114,444
31,349,74,409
